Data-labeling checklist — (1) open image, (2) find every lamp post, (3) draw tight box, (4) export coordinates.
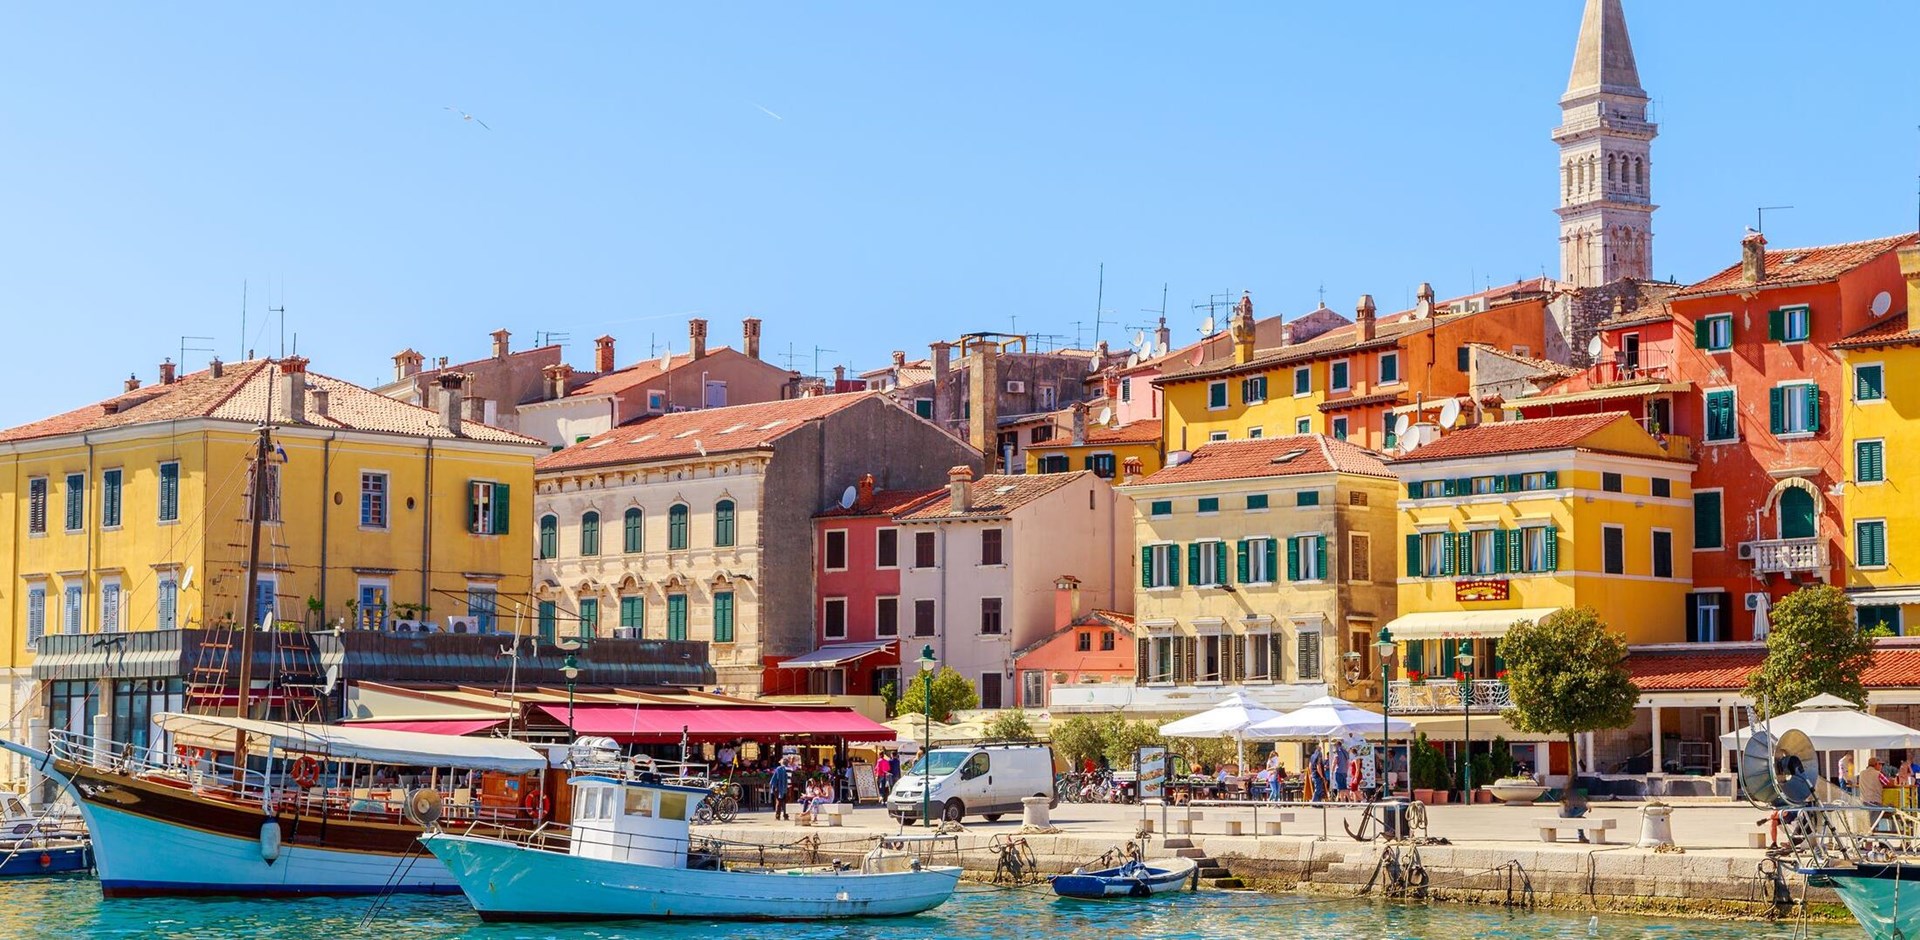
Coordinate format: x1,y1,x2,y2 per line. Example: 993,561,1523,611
558,636,584,736
1375,630,1396,801
917,643,937,829
1457,641,1477,803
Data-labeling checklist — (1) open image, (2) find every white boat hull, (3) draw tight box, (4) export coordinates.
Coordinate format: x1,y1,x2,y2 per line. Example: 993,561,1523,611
422,833,962,921
1808,864,1920,940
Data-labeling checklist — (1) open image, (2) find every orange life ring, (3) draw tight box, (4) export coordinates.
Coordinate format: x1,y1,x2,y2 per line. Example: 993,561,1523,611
175,743,189,760
290,756,322,788
522,790,549,818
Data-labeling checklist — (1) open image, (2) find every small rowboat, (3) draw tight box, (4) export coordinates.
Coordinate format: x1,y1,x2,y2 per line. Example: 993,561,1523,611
1050,856,1196,899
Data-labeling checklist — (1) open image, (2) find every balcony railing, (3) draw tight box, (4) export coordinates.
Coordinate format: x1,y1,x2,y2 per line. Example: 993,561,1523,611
1747,538,1828,576
1387,679,1511,714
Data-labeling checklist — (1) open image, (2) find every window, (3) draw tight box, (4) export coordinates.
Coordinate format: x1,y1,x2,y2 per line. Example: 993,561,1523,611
712,591,734,642
1417,480,1446,498
63,584,82,634
468,587,498,633
252,578,277,626
1197,497,1220,514
65,472,84,532
876,528,898,567
1246,493,1268,511
1686,592,1725,643
713,499,736,547
580,511,600,556
467,480,508,534
1296,630,1323,681
1293,367,1311,396
360,472,388,528
1693,490,1724,549
1207,381,1228,409
1469,529,1497,575
1349,533,1371,582
1652,530,1674,578
157,463,179,523
876,597,899,637
1770,382,1820,436
1651,477,1671,498
1142,543,1180,589
1246,632,1273,682
913,599,936,636
1192,540,1227,587
1379,352,1400,384
1520,526,1558,572
823,598,848,639
1857,440,1886,484
539,515,558,559
1243,536,1276,583
1858,604,1902,636
1857,519,1889,569
27,477,47,534
623,508,642,553
1415,531,1449,577
1087,453,1116,478
1602,472,1622,493
26,586,45,644
1771,305,1811,343
1330,417,1348,441
1467,476,1495,495
1022,670,1047,707
824,530,848,570
1330,360,1350,391
1120,377,1132,402
1039,384,1057,409
914,531,936,568
666,594,688,640
667,504,689,549
1602,525,1625,574
1288,534,1327,581
914,398,933,419
100,469,122,528
1208,430,1229,443
1248,427,1263,439
577,597,599,638
537,601,557,643
1856,363,1886,402
980,597,1003,635
979,674,1002,709
981,528,1004,565
1704,389,1737,443
1295,418,1310,434
1199,634,1223,683
1242,375,1267,403
1456,347,1470,372
100,579,122,633
1029,425,1053,445
1520,471,1557,491
1296,490,1319,506
358,583,387,629
1101,631,1115,651
619,595,644,632
1149,500,1172,518
1696,313,1733,351
1076,631,1092,652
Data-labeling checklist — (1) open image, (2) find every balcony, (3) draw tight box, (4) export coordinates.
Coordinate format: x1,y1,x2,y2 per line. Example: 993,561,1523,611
1387,679,1511,714
1746,538,1828,576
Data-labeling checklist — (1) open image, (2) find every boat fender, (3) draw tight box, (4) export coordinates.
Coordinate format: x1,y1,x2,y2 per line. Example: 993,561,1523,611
259,819,281,864
37,853,50,869
1129,880,1151,898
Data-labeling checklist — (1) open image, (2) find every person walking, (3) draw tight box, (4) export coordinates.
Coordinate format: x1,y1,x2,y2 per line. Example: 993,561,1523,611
875,752,893,796
1307,745,1327,803
770,756,793,821
1330,740,1350,803
1860,756,1890,832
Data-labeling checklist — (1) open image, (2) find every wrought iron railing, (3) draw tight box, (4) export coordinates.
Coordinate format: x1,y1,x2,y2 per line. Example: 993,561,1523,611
1387,679,1511,713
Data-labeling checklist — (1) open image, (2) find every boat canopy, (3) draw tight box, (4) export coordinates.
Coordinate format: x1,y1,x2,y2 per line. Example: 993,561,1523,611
153,712,547,773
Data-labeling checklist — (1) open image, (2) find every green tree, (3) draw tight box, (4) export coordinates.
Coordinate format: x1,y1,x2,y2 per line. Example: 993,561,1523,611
894,666,979,722
1167,735,1236,772
1499,607,1639,785
1104,718,1166,768
981,709,1036,742
1746,585,1874,716
1049,714,1106,767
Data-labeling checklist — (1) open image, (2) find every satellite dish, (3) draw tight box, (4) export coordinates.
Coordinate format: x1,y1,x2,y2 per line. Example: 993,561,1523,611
1133,331,1147,349
1126,353,1139,368
1872,290,1893,317
1096,407,1113,426
1392,414,1412,438
1586,335,1603,359
1087,354,1102,373
180,566,194,592
1437,399,1461,429
403,789,444,826
658,352,672,371
839,485,857,509
1200,316,1216,335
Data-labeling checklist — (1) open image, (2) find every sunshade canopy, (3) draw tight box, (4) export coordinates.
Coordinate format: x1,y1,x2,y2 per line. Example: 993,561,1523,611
1379,608,1561,641
1248,695,1415,740
539,704,895,743
153,712,547,773
1718,694,1920,752
337,718,507,737
1158,692,1284,738
775,641,897,669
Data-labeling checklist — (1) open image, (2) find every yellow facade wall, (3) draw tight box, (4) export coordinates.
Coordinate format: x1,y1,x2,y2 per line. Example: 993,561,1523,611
1023,439,1163,478
1840,342,1920,629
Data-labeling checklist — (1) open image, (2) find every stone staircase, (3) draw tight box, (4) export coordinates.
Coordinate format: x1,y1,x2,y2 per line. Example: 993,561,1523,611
1163,837,1245,889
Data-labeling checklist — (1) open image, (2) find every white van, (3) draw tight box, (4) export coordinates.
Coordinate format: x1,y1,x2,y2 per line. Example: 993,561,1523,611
888,744,1055,823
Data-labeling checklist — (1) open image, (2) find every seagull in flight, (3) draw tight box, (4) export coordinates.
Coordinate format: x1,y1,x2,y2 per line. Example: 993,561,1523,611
445,106,491,130
750,101,783,121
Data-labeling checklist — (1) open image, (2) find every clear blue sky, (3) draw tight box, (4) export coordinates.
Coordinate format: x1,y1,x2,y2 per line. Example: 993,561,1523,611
3,2,1916,428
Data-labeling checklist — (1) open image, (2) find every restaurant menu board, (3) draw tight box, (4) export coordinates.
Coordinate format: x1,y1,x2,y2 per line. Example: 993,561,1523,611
1137,746,1168,801
852,764,881,802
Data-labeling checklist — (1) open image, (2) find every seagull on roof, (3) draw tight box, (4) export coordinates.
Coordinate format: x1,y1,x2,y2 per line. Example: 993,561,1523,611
445,106,491,130
694,439,707,456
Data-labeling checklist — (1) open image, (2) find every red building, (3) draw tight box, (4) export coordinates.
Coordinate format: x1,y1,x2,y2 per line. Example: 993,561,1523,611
1514,232,1917,641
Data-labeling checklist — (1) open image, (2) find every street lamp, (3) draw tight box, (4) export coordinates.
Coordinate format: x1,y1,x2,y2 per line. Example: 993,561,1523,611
917,643,937,829
1457,640,1477,803
1375,630,1396,802
558,637,584,735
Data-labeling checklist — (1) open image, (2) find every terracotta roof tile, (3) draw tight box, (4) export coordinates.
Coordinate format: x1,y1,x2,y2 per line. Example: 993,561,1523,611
537,392,882,472
815,486,945,518
1317,391,1405,414
1834,311,1920,350
897,471,1088,521
1628,643,1920,692
1083,419,1162,446
569,353,697,397
1669,233,1917,300
1387,413,1630,464
1015,609,1137,658
1133,434,1391,486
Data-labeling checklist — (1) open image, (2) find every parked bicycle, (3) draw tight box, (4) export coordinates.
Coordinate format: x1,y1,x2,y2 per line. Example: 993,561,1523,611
691,781,741,825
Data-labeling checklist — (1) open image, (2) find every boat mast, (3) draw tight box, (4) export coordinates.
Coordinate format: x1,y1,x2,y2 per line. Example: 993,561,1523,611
233,422,272,782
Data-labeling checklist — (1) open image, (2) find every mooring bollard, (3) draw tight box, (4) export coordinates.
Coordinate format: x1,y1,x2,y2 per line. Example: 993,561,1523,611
1637,800,1675,849
1022,796,1051,829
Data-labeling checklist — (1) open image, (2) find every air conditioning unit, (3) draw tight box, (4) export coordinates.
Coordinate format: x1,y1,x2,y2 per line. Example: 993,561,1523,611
1736,543,1755,560
1744,592,1769,611
613,627,641,639
390,620,420,634
445,616,478,634
1006,380,1026,393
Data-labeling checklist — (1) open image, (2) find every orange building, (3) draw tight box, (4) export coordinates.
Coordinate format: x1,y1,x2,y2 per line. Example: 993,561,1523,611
1010,577,1134,709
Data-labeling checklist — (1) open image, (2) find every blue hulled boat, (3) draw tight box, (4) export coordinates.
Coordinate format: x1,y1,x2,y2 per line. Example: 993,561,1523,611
1050,857,1196,899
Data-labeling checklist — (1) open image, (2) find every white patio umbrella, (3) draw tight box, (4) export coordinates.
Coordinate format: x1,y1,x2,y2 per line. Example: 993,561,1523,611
1247,695,1414,740
1718,693,1920,752
1158,691,1284,771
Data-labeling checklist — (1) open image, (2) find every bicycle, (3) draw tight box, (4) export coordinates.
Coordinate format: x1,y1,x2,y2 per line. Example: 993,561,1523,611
691,782,740,825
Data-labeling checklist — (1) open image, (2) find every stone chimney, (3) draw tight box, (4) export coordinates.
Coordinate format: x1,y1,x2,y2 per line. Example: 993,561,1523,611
1742,231,1768,284
123,373,141,392
594,335,616,373
209,356,224,379
892,350,907,369
1355,294,1377,342
1278,323,1294,347
855,472,877,511
159,358,176,385
1121,456,1144,484
1053,575,1082,630
310,386,330,419
689,318,708,360
279,356,309,424
491,329,511,359
436,372,467,436
464,395,488,423
543,363,574,400
1231,291,1257,364
966,345,998,463
1155,317,1171,355
1070,401,1088,445
833,364,846,387
1096,340,1110,361
1413,282,1436,320
393,348,423,382
742,317,762,359
930,341,953,423
947,465,974,513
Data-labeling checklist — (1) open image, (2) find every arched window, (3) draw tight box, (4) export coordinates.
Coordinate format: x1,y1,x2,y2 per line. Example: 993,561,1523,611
538,515,558,560
714,499,736,548
1563,161,1573,198
580,511,600,556
668,504,690,551
1634,157,1645,189
623,508,643,553
1606,154,1616,182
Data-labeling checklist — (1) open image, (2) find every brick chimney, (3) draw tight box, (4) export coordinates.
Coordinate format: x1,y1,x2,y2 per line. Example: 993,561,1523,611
1121,456,1144,484
1154,317,1171,355
1413,282,1436,320
947,465,974,513
279,356,309,424
543,362,573,400
393,348,423,382
1355,294,1377,342
594,335,615,373
123,373,141,392
158,358,177,385
209,356,224,379
1231,291,1257,364
742,318,762,360
833,364,846,387
436,372,467,436
855,472,876,511
1070,401,1087,445
1900,246,1920,326
310,385,330,419
1742,231,1768,284
929,341,953,423
892,350,907,369
491,329,511,359
689,318,708,360
966,344,998,463
1053,575,1082,630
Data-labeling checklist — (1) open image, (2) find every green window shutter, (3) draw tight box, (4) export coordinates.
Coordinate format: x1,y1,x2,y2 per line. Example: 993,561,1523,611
490,483,510,534
1544,526,1560,571
1506,529,1522,570
1407,481,1421,500
1806,384,1820,432
1406,534,1420,577
1168,546,1181,587
1492,530,1508,573
1218,543,1232,585
1440,532,1455,575
1286,537,1301,582
1140,547,1154,587
1768,309,1784,341
1442,479,1456,497
1187,543,1201,583
1405,640,1424,673
1767,387,1784,434
1236,540,1251,583
1857,365,1884,401
1136,638,1149,683
1876,524,1889,567
1315,536,1328,580
465,481,478,534
1544,471,1559,489
1492,475,1507,493
1266,537,1279,582
1456,532,1473,572
1506,473,1523,492
1695,321,1711,349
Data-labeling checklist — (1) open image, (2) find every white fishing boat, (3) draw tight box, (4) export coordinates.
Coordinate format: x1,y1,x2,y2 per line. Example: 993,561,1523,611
421,774,963,921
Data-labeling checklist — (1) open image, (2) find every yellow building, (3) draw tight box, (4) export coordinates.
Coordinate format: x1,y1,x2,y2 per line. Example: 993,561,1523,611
0,357,545,765
1835,245,1920,634
1024,403,1163,479
1097,435,1400,716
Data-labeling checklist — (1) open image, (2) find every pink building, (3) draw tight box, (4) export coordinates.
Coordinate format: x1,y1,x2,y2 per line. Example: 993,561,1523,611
1012,577,1135,708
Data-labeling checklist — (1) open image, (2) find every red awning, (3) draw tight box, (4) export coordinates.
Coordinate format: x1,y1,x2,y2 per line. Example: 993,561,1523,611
340,718,507,736
536,704,895,743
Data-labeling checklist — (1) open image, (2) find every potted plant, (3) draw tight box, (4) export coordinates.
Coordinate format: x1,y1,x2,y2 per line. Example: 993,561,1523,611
1409,733,1452,804
1470,754,1496,803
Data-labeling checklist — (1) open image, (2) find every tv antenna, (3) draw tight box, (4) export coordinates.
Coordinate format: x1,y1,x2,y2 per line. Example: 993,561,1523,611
534,330,571,348
1192,293,1231,334
179,335,217,370
269,301,287,358
812,346,837,379
1755,205,1793,234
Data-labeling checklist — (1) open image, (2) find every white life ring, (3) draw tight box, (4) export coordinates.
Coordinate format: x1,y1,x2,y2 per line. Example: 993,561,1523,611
259,819,281,864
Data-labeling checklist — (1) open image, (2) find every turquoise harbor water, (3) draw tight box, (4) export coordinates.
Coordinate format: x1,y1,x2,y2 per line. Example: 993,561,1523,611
0,878,1867,939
